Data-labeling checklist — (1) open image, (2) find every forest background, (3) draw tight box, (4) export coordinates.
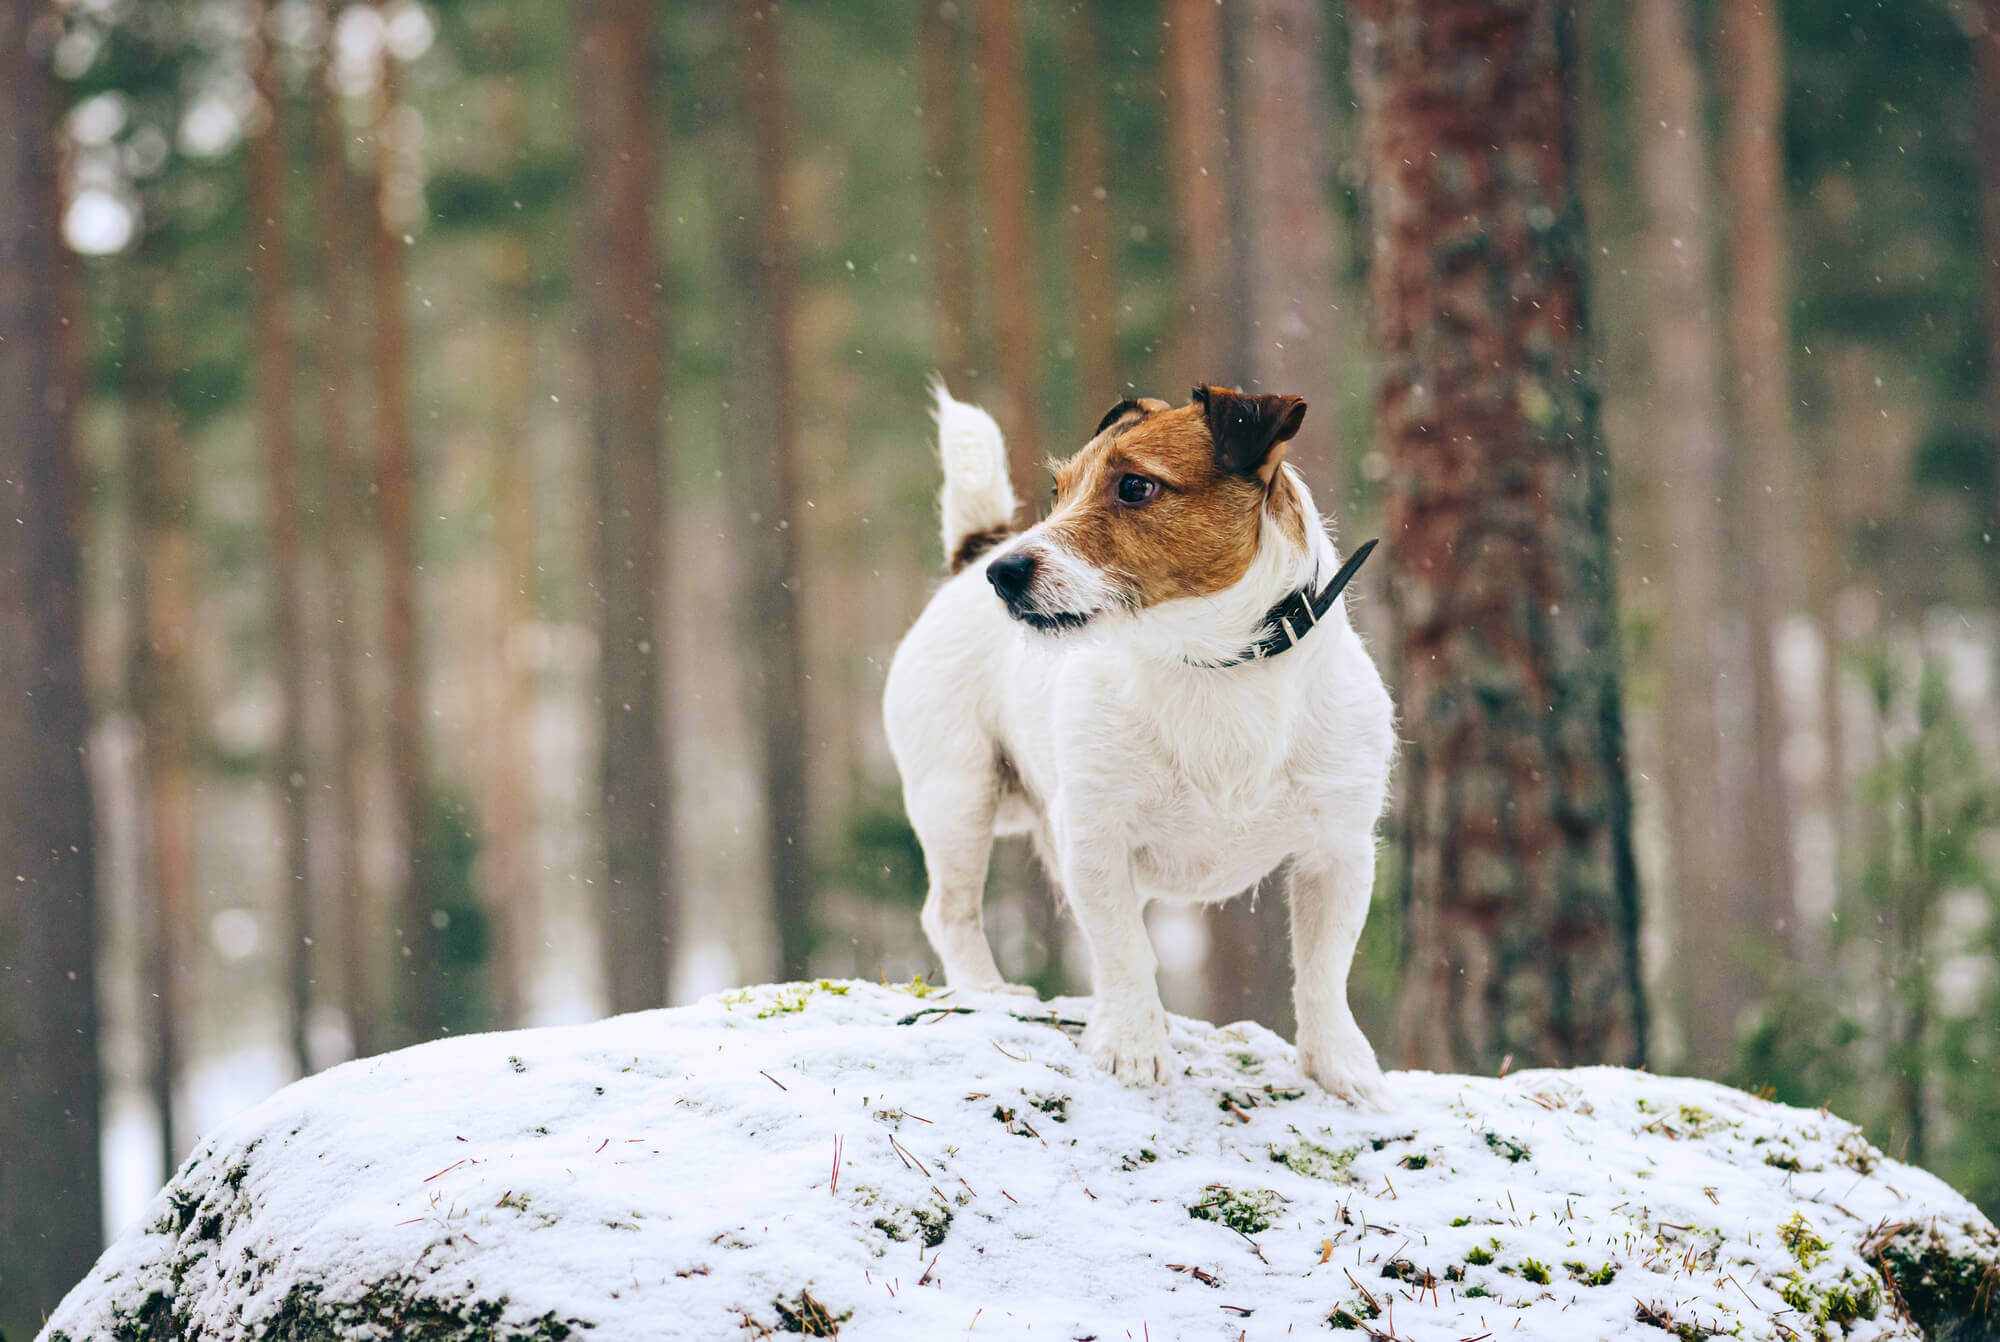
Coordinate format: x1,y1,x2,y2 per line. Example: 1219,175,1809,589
5,0,2000,1332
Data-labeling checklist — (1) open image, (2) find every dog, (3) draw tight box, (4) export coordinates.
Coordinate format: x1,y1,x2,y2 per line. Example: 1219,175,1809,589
882,383,1395,1104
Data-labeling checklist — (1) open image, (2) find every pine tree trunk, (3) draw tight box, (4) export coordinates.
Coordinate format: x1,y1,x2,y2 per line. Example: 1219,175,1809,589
245,0,316,1076
1203,0,1349,1040
737,0,814,982
1064,4,1118,405
918,0,976,389
0,10,105,1325
1164,0,1231,383
1353,0,1647,1073
480,44,540,1030
368,22,440,1043
576,0,673,1011
128,262,197,1183
1979,0,2000,531
976,0,1041,500
1720,0,1799,952
482,253,537,1029
1242,0,1343,487
1630,0,1739,1074
310,12,376,1057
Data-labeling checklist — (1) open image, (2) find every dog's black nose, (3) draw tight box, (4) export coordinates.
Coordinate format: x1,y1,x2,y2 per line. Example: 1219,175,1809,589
987,551,1036,603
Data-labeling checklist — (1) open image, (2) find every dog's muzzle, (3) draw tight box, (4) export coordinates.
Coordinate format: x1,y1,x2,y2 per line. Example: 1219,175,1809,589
987,550,1093,632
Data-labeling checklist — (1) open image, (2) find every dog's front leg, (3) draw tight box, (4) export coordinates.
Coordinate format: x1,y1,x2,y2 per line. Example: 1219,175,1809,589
1056,818,1175,1084
1289,843,1390,1108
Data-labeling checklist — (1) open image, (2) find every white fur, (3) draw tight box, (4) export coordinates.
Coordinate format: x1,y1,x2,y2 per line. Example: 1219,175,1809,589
884,388,1396,1104
933,377,1015,561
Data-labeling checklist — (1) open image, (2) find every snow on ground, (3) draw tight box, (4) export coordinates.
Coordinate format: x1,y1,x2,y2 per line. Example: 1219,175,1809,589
42,981,1999,1340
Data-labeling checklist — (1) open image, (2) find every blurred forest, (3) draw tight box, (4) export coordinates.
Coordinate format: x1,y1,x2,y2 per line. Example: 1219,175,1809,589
5,0,2000,1330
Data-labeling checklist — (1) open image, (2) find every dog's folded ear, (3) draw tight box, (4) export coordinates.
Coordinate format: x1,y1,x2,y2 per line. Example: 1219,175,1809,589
1192,385,1306,484
1094,399,1147,437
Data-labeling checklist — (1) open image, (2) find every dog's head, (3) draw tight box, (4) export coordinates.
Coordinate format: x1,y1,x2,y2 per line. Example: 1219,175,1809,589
985,385,1308,634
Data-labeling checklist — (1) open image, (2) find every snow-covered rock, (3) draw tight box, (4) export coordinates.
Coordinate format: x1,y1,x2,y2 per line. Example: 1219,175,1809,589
42,981,2000,1340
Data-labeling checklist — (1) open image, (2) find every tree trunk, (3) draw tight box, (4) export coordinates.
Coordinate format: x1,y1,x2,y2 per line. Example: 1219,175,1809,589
1353,0,1647,1073
1204,0,1350,1039
976,0,1041,502
1629,0,1739,1075
1241,0,1344,488
368,19,440,1044
1720,0,1799,952
0,8,105,1326
246,0,316,1077
1979,0,2000,531
128,262,197,1184
918,0,977,389
479,39,541,1031
1064,4,1118,406
734,0,815,982
310,8,376,1057
576,0,673,1012
1164,0,1232,384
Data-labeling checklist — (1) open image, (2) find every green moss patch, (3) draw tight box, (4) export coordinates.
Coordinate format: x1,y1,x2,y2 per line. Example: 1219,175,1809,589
258,1280,581,1342
1873,1224,2000,1340
1188,1186,1281,1236
1563,1260,1618,1287
772,1289,848,1336
1268,1138,1359,1183
1780,1212,1831,1271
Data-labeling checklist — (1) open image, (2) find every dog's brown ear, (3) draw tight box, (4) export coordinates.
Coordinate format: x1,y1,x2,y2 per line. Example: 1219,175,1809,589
1094,398,1147,437
1192,385,1306,484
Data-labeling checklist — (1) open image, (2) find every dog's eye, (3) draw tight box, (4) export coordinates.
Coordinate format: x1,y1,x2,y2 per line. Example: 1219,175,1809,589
1116,473,1159,506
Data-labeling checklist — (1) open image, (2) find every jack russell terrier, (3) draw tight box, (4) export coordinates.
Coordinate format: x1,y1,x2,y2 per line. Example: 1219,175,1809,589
883,384,1394,1105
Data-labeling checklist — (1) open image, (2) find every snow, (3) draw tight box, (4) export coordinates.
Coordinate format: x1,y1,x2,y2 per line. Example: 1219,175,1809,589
42,981,1999,1340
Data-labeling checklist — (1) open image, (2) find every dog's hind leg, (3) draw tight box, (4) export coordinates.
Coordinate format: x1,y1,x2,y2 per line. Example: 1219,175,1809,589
908,776,1034,997
1289,839,1389,1108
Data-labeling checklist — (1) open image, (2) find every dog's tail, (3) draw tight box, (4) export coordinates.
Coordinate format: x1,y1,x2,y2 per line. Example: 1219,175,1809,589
932,378,1018,573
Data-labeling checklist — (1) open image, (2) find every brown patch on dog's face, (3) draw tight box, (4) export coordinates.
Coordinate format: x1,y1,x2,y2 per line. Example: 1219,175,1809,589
1030,387,1307,611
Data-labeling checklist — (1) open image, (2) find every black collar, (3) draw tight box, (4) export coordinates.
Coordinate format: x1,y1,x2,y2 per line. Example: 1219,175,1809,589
1189,539,1377,669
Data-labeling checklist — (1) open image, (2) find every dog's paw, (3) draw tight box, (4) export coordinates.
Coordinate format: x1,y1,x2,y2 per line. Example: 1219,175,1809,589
1083,1016,1176,1085
1299,1033,1391,1110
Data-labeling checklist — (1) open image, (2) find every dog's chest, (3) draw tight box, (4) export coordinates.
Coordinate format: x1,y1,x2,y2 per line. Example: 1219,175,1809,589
1112,686,1315,900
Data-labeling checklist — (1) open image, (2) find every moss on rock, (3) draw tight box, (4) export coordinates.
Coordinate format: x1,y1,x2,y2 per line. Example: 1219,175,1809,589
1875,1223,2000,1342
259,1281,584,1342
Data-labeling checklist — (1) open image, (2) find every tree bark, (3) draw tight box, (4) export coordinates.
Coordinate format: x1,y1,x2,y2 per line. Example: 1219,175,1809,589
976,0,1042,502
576,0,673,1012
1979,0,2000,531
482,253,536,1025
1353,0,1647,1073
246,0,316,1077
918,0,977,389
1720,0,1799,952
128,262,197,1185
0,6,105,1326
1164,0,1232,384
1629,0,1739,1074
1241,0,1344,488
1204,0,1350,1039
735,0,815,981
1064,4,1118,406
476,24,542,1030
311,0,376,1058
368,18,441,1044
